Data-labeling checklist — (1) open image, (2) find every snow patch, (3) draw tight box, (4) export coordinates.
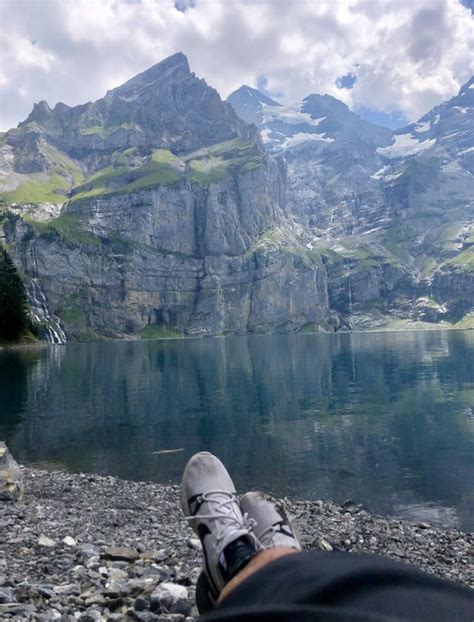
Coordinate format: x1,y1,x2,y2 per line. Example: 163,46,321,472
119,94,140,102
384,171,404,182
459,146,474,155
370,165,390,180
432,114,440,125
282,132,334,149
453,106,469,114
377,133,436,158
260,128,272,144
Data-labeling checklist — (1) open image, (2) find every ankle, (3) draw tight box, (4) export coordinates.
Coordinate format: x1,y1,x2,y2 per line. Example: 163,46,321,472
220,536,258,582
218,547,299,603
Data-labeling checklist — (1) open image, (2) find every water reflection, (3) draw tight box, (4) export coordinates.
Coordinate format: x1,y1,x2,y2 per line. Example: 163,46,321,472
1,331,473,530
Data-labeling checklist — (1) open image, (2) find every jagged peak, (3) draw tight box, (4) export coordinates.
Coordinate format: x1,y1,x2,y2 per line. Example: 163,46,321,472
302,93,350,114
458,75,474,96
20,99,52,127
459,76,474,93
228,85,281,107
105,52,192,100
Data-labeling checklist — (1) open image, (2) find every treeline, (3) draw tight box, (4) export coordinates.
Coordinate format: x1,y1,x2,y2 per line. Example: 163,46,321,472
0,243,32,342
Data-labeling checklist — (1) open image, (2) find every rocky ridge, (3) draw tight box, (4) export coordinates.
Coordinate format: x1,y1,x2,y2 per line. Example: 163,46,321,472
0,467,472,621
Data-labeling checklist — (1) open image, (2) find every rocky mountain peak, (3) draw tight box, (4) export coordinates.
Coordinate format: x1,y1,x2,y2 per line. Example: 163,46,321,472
227,85,281,125
21,100,53,128
104,52,192,102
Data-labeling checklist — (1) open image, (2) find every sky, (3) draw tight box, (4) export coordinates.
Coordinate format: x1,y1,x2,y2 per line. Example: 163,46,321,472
0,0,473,131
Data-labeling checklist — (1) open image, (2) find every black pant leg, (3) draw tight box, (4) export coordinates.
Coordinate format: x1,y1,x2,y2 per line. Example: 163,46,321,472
204,551,473,621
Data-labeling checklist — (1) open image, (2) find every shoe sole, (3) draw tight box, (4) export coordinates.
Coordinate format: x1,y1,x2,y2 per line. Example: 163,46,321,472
180,451,214,521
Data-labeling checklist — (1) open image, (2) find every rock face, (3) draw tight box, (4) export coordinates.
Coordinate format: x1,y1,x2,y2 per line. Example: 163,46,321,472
0,54,473,339
0,443,23,502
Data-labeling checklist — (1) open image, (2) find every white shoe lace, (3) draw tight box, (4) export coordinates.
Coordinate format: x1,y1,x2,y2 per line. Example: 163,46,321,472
184,490,257,544
253,523,279,548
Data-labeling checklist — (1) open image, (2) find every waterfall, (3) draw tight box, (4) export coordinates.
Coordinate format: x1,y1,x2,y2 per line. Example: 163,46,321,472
27,279,67,345
348,276,353,315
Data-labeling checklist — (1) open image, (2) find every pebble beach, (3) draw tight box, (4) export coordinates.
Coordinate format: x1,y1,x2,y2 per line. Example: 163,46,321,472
0,467,472,621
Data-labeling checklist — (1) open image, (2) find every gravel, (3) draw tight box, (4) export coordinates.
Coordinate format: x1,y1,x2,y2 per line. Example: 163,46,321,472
0,467,472,620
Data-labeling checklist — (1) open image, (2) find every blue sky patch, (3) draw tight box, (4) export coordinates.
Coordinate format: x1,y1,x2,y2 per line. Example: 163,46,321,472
459,0,474,12
336,73,357,89
174,0,196,12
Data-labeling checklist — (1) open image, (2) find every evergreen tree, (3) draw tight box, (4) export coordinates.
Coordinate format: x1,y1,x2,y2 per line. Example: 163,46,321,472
0,244,30,341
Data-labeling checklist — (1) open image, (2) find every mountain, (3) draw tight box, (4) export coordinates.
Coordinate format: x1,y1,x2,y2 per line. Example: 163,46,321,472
226,85,281,125
228,80,474,328
0,54,331,340
0,55,472,341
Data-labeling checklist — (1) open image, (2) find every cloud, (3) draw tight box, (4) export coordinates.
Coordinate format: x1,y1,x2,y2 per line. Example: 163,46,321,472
0,0,473,131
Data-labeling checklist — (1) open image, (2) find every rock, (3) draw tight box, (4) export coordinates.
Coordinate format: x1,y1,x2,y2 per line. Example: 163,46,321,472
37,609,62,621
0,443,23,502
63,536,77,547
134,596,149,611
317,537,333,552
187,539,202,552
79,543,100,557
102,546,139,562
150,583,189,615
0,587,15,603
38,535,57,547
341,499,362,514
0,602,36,615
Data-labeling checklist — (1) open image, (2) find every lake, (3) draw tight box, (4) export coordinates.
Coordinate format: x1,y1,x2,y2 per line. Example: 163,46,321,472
1,331,473,531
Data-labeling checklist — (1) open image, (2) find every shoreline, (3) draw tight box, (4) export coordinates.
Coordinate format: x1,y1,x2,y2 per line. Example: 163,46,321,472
1,323,473,351
0,468,472,620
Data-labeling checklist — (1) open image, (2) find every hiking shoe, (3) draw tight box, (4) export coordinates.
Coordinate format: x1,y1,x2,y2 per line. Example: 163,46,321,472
240,491,302,550
181,452,259,594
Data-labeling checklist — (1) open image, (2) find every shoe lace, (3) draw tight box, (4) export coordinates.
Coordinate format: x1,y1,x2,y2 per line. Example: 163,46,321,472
253,523,278,547
250,521,293,548
184,491,257,543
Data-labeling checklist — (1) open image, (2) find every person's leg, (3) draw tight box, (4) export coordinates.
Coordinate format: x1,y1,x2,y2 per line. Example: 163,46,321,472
218,547,298,603
181,454,302,614
183,459,474,621
180,452,261,602
219,490,304,602
209,550,474,621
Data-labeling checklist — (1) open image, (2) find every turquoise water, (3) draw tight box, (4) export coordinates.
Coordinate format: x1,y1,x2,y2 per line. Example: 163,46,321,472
1,331,473,530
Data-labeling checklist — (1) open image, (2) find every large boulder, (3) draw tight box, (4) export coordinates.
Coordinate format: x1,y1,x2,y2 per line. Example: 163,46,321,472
0,442,23,501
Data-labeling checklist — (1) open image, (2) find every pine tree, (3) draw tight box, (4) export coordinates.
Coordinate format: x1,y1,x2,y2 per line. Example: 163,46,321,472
0,244,30,341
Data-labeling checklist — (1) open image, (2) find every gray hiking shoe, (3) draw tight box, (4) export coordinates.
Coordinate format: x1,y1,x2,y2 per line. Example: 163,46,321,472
240,491,302,550
181,452,260,594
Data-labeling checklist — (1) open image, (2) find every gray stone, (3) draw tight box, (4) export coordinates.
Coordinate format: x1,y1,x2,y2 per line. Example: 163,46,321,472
102,546,139,562
0,443,23,502
150,583,188,615
0,587,15,603
38,535,57,547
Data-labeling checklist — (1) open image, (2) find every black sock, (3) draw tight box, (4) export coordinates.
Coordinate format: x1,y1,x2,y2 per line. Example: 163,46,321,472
220,537,258,582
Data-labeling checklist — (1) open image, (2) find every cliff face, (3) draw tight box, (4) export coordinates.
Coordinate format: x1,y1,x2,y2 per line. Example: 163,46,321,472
0,56,472,341
2,165,330,338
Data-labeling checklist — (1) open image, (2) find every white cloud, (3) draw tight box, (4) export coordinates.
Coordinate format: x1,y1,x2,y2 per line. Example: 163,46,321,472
0,0,473,131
